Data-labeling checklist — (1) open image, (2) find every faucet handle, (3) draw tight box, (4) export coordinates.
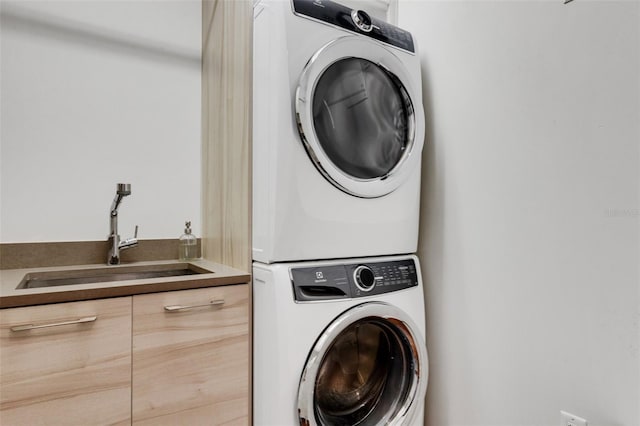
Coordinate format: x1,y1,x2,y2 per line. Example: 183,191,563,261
119,225,139,250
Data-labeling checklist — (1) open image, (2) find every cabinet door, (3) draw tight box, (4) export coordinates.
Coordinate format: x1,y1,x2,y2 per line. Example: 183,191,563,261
0,297,132,426
132,284,249,425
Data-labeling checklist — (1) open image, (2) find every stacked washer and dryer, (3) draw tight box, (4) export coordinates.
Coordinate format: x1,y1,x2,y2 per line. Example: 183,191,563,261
252,0,428,424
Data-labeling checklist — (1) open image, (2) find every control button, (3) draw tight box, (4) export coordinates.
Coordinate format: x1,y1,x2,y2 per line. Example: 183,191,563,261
350,9,373,33
354,265,375,292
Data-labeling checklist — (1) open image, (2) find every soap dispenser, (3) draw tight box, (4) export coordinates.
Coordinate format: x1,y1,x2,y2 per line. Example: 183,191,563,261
179,221,197,261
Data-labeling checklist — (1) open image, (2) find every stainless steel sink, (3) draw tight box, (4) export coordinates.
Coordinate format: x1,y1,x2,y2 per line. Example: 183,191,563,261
16,263,211,290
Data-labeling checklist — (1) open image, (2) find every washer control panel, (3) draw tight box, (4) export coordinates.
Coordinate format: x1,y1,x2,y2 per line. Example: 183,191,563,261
291,258,418,302
292,0,415,53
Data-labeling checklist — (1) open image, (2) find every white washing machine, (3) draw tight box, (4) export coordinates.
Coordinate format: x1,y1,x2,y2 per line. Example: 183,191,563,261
253,0,426,263
253,254,429,425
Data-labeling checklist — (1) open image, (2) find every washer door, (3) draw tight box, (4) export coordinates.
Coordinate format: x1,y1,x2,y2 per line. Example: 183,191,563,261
297,302,428,426
295,36,425,198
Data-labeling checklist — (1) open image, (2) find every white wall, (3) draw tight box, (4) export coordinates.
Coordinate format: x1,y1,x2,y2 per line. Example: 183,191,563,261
0,0,201,243
399,1,639,425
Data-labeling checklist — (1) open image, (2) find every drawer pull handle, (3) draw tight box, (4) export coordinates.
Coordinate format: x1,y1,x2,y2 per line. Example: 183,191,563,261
10,316,98,332
164,299,225,312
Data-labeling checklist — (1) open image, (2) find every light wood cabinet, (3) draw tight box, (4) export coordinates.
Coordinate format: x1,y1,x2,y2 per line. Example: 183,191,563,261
0,297,132,426
0,283,249,426
132,285,249,425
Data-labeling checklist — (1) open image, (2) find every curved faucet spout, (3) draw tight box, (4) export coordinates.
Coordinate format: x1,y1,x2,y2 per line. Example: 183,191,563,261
110,183,131,215
111,195,124,216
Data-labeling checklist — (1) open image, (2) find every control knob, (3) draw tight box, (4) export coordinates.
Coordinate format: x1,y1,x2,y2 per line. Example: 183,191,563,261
354,265,376,292
350,9,373,33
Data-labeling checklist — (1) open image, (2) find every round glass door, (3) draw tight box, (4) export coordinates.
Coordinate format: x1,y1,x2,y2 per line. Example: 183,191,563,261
298,303,428,426
296,36,425,198
312,58,410,180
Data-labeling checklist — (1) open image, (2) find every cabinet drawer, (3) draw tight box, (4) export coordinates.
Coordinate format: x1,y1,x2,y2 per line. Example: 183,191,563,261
0,297,132,426
132,284,249,425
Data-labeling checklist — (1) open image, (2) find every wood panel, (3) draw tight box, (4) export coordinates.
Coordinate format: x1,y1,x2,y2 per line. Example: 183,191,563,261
132,284,249,425
201,0,252,272
0,297,132,426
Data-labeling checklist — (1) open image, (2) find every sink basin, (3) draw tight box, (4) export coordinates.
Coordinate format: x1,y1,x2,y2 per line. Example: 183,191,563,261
16,263,211,290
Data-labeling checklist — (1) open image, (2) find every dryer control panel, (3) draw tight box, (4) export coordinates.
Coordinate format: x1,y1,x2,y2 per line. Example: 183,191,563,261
291,258,419,302
291,0,415,53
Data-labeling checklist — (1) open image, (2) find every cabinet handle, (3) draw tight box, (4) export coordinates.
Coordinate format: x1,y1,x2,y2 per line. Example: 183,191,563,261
10,316,98,332
164,299,225,312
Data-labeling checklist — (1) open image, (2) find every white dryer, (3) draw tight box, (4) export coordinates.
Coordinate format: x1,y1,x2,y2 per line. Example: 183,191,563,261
253,0,426,263
253,254,429,425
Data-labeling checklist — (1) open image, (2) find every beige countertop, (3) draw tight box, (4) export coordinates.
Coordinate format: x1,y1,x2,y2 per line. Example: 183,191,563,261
0,259,250,309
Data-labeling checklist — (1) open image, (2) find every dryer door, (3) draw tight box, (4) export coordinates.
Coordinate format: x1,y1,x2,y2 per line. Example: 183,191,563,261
297,302,428,426
296,36,425,198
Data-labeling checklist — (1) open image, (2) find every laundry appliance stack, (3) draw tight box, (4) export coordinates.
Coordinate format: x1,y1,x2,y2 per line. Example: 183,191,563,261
252,0,429,425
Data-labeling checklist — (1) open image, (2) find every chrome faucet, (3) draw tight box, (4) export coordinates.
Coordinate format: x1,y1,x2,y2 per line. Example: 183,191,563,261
108,183,138,265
